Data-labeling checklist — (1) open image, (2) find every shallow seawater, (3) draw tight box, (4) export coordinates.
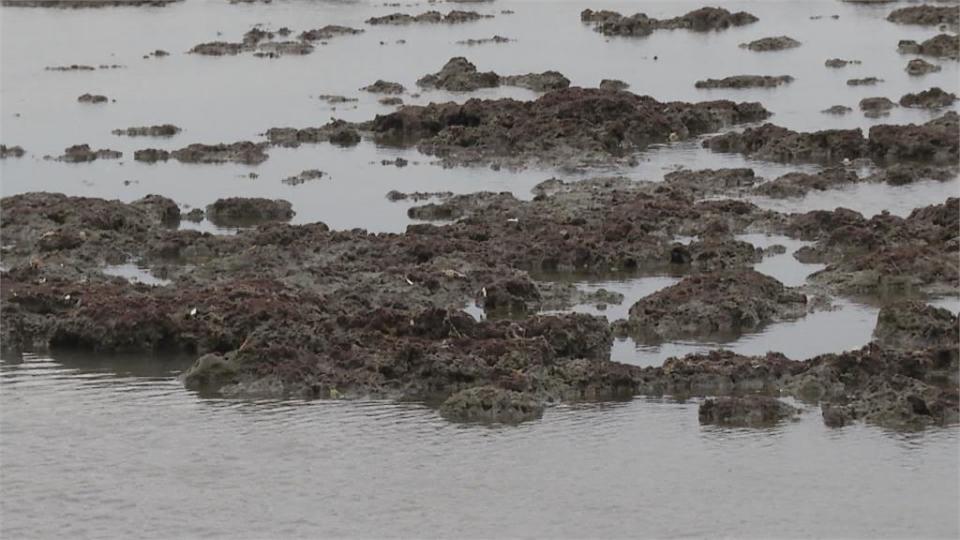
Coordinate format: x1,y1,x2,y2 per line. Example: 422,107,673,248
1,0,959,537
2,0,958,231
2,352,958,539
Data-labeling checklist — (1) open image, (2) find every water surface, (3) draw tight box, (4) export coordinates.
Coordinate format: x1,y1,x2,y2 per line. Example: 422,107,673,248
1,1,958,537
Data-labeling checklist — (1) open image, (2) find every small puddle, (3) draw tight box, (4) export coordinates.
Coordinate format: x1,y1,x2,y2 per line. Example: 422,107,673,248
102,264,171,286
541,275,683,322
737,233,826,287
615,298,880,367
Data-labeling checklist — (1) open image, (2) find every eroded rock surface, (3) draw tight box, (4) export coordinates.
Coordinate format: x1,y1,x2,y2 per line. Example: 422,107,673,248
2,176,955,428
704,112,959,165
366,87,769,167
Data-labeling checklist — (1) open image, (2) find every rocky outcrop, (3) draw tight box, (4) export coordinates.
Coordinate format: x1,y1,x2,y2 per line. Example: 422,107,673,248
899,87,958,109
582,6,758,37
898,33,959,59
694,75,793,89
620,270,807,343
704,113,958,165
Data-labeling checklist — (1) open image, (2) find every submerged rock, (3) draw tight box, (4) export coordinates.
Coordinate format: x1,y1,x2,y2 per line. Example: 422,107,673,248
253,41,314,58
133,142,268,165
264,120,361,148
582,6,758,38
698,396,799,427
77,93,108,104
440,386,545,423
694,75,793,89
361,80,406,94
112,124,181,137
190,26,320,58
824,58,861,68
821,105,853,115
281,169,326,186
0,145,25,158
172,142,269,165
859,96,898,117
316,94,358,104
740,36,801,52
205,197,295,226
56,144,121,162
599,79,629,90
298,25,363,41
906,58,942,76
846,77,882,86
365,10,491,25
45,64,95,71
183,208,205,222
500,71,571,92
455,35,512,46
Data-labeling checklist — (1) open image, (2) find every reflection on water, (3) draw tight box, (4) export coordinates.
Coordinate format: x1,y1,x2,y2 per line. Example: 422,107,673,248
1,352,957,539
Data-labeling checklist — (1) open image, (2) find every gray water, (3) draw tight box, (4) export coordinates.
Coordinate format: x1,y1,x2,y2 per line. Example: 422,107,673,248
1,0,958,231
2,353,959,539
1,0,959,538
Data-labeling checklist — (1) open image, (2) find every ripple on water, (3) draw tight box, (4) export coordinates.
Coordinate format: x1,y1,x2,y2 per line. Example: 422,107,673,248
2,351,958,539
